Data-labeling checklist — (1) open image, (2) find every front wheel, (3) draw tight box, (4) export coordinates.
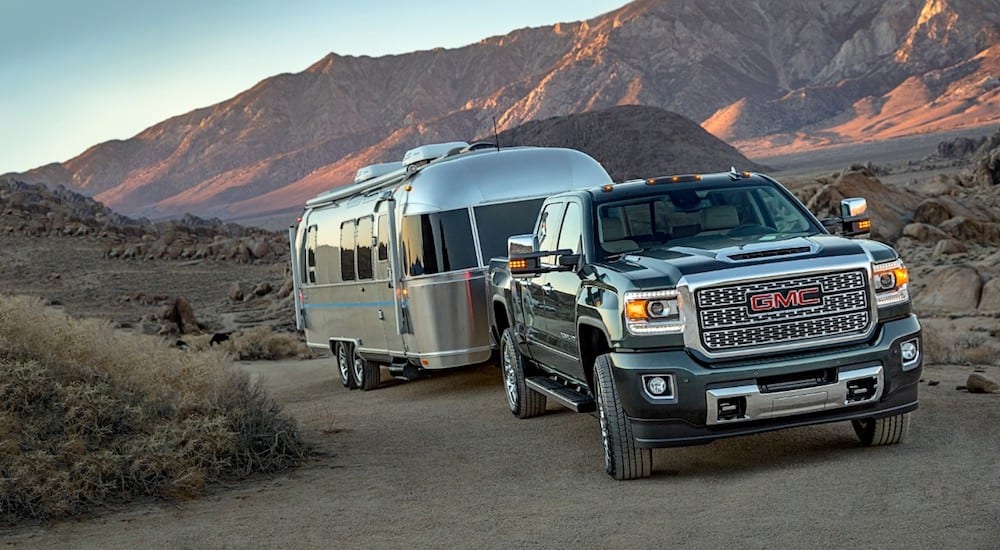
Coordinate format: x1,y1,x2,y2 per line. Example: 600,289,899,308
500,328,546,418
594,354,652,480
852,413,910,446
336,342,356,389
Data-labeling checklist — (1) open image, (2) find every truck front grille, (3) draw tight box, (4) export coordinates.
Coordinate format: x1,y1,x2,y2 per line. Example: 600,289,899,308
696,270,871,352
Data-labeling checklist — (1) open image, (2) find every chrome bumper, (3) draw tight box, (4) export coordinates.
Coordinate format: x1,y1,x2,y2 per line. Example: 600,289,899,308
706,365,884,425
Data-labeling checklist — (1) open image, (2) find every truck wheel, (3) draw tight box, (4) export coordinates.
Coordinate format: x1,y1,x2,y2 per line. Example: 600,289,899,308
353,347,381,391
594,354,652,480
852,413,910,446
336,342,357,389
500,328,546,418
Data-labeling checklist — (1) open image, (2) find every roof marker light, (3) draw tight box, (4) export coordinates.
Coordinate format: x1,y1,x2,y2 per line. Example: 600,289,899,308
602,184,614,192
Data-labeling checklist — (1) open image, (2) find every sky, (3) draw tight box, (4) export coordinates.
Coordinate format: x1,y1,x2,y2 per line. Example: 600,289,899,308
0,0,628,174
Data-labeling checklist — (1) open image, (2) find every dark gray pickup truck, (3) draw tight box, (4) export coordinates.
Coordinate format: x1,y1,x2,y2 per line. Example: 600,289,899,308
487,170,922,479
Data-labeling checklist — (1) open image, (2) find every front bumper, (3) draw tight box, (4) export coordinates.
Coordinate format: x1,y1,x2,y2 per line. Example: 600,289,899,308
609,315,922,448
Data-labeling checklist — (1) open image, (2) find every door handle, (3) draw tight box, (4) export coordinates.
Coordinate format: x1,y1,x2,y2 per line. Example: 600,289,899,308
542,283,553,295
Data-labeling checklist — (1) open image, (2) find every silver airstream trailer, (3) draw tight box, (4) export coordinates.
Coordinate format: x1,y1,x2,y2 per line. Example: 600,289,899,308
289,141,612,390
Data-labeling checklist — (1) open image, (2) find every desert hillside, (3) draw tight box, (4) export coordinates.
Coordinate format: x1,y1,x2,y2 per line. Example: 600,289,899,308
6,0,997,220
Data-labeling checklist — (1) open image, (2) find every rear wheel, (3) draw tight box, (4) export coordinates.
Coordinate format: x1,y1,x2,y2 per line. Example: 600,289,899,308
594,353,652,480
852,413,910,446
500,328,546,418
336,342,356,389
353,347,381,391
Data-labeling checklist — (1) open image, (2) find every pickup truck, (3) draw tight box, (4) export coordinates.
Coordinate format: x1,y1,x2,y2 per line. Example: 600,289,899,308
487,170,922,479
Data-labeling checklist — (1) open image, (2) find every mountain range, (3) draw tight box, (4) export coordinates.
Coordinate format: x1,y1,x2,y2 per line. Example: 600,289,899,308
8,0,999,220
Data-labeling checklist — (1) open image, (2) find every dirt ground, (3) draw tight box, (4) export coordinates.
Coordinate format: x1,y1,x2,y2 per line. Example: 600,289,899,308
2,357,998,549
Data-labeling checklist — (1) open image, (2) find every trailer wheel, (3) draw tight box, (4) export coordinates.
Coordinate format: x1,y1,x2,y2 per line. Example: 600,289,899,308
500,328,546,418
352,347,381,391
336,342,357,389
852,413,910,446
594,354,652,480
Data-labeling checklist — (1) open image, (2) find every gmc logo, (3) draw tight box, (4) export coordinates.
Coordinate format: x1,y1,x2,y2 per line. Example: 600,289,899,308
749,286,822,313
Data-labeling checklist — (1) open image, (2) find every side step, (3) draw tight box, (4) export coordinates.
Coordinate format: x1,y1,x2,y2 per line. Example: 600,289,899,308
526,376,595,413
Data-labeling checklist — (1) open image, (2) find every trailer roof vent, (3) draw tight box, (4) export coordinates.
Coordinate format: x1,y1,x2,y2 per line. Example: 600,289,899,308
402,141,470,168
354,162,402,184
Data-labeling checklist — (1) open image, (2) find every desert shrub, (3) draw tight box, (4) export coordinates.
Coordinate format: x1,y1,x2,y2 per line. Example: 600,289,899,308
221,326,309,361
0,295,306,523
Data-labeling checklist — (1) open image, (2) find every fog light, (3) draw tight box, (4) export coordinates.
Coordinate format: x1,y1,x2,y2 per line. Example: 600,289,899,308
647,376,668,395
901,339,919,367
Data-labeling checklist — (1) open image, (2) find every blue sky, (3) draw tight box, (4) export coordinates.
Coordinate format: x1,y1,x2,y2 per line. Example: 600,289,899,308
0,0,627,173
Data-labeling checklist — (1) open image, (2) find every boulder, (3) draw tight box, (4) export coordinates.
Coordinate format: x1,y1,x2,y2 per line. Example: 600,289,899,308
252,282,274,297
932,239,967,256
912,199,953,225
252,239,272,260
276,278,294,299
979,279,1000,312
966,373,999,394
912,266,982,313
939,217,1000,245
161,296,201,334
902,223,948,243
228,281,254,302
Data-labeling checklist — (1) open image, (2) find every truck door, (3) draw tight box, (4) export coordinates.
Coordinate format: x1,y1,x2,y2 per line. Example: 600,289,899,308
536,201,587,382
524,202,565,367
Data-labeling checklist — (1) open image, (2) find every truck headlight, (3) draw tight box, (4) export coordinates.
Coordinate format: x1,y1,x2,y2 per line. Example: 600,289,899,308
624,289,684,335
872,259,910,307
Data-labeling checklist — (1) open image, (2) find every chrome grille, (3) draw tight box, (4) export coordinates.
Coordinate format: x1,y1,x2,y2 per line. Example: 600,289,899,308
697,270,871,351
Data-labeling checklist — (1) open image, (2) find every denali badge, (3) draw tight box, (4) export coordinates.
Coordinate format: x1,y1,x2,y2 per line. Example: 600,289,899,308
749,286,822,313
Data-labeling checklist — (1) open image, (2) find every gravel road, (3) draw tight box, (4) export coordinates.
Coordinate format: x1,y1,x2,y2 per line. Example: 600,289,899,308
4,358,999,549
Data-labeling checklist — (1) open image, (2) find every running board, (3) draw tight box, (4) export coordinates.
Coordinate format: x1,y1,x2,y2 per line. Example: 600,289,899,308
526,377,595,413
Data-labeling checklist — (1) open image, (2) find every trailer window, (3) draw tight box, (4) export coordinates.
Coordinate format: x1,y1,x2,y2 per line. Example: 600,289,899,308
473,198,544,264
400,209,477,276
356,216,373,280
377,215,389,262
340,220,356,281
305,225,318,284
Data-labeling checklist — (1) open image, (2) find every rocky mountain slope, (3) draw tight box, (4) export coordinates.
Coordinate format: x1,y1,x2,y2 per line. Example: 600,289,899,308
7,0,998,220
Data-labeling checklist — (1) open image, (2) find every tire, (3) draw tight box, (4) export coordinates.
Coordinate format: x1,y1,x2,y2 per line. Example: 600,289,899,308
594,353,652,480
500,328,546,418
852,413,910,446
352,347,381,391
336,342,357,389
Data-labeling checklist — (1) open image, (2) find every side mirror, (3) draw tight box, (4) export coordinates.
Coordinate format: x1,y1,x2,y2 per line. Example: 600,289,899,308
839,197,871,237
507,234,538,257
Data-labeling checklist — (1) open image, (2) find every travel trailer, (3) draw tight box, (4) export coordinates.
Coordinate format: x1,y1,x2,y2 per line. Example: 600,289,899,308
290,141,613,390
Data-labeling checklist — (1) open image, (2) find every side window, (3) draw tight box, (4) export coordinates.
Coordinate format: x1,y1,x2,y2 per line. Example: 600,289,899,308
340,220,356,281
536,203,565,252
377,214,389,262
356,216,373,280
557,203,583,254
305,225,318,284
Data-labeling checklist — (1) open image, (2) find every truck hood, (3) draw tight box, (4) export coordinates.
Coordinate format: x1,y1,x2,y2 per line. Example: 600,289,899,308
602,234,897,289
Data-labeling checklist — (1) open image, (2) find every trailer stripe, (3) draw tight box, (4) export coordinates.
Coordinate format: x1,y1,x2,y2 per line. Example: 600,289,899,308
303,301,399,309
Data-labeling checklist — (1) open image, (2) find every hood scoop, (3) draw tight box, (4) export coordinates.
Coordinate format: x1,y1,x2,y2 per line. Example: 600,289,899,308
719,240,818,263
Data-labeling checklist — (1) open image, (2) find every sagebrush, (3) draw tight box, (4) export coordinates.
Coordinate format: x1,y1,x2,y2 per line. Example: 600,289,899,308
0,295,306,523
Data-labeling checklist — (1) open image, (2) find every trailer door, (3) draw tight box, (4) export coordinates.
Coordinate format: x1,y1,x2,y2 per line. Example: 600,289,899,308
374,213,406,356
354,216,388,355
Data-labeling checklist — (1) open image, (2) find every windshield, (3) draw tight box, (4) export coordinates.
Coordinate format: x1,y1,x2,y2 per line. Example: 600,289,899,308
596,184,818,257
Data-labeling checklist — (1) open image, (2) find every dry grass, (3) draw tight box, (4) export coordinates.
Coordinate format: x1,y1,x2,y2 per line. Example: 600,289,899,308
0,295,306,523
183,326,310,360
